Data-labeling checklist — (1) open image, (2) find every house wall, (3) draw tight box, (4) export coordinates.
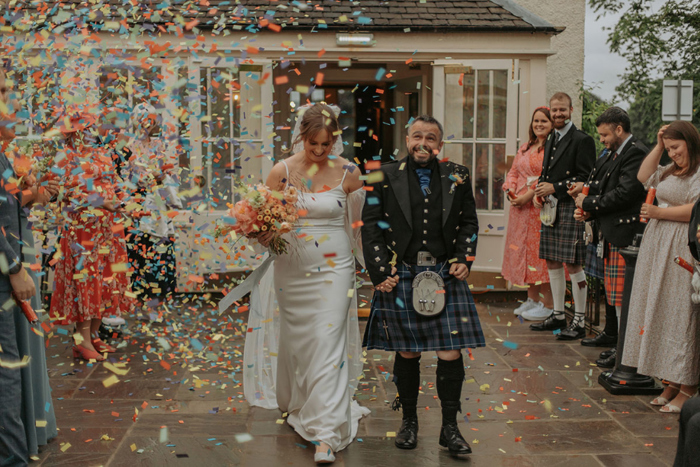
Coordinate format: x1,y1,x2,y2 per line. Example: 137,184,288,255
514,0,587,126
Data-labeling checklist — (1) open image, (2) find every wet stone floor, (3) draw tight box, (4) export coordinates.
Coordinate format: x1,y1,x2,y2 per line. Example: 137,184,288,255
34,294,678,466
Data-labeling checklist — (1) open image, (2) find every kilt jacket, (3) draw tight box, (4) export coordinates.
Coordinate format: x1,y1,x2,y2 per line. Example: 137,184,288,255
539,124,596,200
361,157,479,286
582,136,649,248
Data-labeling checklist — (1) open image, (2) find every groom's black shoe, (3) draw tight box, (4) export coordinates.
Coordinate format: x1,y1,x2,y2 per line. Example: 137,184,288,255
439,422,472,456
581,331,617,347
395,416,418,449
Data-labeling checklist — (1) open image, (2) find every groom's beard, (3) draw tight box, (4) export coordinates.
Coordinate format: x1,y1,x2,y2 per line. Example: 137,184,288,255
408,145,437,166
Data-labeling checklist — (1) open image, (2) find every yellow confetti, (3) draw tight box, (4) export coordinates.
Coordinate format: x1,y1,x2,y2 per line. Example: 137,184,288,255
103,375,120,388
61,443,71,452
386,432,396,438
130,443,137,452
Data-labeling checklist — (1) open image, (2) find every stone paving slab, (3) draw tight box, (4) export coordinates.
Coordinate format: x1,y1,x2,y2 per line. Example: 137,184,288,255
34,295,678,466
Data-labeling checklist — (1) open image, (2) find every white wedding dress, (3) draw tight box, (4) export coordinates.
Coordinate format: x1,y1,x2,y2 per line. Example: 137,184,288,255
220,161,369,452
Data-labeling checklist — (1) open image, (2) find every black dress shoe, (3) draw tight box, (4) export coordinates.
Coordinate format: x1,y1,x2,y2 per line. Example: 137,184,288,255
599,348,615,359
557,322,586,340
395,416,418,449
596,348,616,368
581,332,618,347
439,422,472,456
529,315,567,332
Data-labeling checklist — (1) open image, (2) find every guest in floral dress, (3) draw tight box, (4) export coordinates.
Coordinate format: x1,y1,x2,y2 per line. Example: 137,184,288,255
502,107,554,320
49,108,133,361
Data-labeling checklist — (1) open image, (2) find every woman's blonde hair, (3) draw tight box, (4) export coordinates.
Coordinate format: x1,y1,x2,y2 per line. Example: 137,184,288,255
289,103,339,153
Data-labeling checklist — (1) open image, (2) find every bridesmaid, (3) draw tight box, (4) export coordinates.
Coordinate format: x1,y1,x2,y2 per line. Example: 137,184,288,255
502,106,554,319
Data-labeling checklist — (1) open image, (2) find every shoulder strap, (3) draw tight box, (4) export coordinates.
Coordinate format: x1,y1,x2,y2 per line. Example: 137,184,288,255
281,160,290,188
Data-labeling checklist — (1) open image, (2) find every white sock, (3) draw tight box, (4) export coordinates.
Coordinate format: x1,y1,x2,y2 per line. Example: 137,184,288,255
548,267,566,319
616,305,622,330
570,270,588,325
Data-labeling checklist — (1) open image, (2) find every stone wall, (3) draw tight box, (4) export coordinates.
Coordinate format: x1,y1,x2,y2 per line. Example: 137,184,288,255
513,0,587,125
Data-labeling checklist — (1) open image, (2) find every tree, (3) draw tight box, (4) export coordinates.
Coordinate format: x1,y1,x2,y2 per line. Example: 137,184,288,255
580,85,610,154
589,0,699,138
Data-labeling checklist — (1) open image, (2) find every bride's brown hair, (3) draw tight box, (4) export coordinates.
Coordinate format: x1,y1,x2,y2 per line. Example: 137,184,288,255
289,103,340,153
660,120,700,181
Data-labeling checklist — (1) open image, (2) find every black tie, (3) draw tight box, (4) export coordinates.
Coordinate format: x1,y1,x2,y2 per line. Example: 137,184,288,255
554,131,561,146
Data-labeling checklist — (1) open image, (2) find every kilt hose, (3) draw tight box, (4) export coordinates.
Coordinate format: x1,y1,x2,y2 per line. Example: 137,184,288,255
539,196,586,265
363,261,486,352
604,243,626,307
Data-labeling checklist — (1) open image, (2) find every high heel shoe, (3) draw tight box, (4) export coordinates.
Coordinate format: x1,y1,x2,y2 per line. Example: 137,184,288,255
72,345,105,362
91,339,116,353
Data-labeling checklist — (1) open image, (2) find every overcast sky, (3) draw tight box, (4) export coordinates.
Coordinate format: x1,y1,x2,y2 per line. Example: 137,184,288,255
583,3,628,106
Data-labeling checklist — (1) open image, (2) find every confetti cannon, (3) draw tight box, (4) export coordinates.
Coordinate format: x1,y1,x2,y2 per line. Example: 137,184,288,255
13,291,38,325
640,187,656,223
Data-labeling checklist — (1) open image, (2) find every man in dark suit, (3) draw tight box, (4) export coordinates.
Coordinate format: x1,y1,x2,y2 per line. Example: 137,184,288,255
362,115,484,457
574,106,648,368
531,92,596,340
0,65,36,467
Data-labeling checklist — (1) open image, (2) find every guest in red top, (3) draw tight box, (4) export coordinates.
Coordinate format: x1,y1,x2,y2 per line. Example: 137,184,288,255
49,108,133,361
502,107,554,320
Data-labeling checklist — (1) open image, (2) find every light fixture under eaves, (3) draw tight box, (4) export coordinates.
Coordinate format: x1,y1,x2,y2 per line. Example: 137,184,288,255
336,33,375,47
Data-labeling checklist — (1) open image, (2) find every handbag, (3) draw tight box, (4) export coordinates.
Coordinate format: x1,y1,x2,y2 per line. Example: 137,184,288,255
539,195,558,226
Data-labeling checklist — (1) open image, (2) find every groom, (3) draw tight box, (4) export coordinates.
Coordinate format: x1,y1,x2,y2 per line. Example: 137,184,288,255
361,115,484,456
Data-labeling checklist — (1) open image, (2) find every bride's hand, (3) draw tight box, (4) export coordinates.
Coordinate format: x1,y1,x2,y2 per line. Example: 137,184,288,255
257,231,275,247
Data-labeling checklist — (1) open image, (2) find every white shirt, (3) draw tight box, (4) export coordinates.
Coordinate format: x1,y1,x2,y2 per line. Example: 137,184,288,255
615,134,634,157
556,121,574,140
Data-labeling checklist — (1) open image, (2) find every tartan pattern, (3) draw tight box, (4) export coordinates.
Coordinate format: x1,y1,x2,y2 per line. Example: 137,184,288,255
604,243,626,306
584,243,605,279
539,196,586,264
363,262,486,352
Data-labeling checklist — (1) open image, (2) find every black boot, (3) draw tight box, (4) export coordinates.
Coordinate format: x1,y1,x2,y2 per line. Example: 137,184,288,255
439,410,472,456
392,353,421,449
437,355,471,456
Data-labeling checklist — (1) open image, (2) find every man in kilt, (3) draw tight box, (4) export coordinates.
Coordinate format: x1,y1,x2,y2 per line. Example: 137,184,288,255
532,92,596,339
574,106,648,368
361,115,484,456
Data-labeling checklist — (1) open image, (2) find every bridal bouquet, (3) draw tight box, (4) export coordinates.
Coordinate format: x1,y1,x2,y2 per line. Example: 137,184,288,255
214,183,300,255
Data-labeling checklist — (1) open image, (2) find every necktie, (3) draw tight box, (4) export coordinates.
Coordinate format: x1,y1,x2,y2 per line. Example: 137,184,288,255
554,131,561,146
415,168,431,196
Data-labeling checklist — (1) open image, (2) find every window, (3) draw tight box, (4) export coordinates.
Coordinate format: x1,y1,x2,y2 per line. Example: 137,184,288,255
444,68,509,211
197,65,263,209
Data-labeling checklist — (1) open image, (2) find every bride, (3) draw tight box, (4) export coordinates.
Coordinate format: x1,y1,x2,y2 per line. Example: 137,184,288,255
223,103,369,463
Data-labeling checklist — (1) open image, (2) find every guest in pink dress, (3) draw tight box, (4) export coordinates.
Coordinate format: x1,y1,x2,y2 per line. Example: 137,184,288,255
502,107,554,319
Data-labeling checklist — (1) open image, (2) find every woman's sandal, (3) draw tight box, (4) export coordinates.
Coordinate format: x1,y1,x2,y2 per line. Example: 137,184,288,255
660,390,698,413
651,384,680,406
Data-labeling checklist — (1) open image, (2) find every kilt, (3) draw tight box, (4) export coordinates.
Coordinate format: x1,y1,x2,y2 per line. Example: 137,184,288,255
604,243,626,306
363,262,485,352
539,196,586,265
584,243,604,279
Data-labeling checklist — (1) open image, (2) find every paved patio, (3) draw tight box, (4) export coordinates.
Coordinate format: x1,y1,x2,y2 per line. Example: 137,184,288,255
34,293,678,466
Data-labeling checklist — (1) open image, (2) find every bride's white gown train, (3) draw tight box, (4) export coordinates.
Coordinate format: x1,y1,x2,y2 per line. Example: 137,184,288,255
229,163,369,453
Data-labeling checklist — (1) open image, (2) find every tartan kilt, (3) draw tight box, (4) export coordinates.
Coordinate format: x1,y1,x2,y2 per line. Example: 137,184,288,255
604,243,626,307
585,243,605,280
363,262,486,352
539,196,586,265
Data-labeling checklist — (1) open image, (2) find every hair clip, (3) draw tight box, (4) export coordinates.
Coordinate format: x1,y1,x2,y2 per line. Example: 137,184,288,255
536,106,550,111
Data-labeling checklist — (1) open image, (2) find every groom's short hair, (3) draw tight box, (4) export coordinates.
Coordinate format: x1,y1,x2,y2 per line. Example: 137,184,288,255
408,115,444,142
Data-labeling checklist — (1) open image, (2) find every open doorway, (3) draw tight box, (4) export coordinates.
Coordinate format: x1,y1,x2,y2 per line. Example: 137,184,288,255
274,62,429,170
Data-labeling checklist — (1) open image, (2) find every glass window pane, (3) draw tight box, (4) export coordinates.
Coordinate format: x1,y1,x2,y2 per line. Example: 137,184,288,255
443,142,473,175
492,144,506,210
239,66,262,139
444,73,464,140
204,139,233,210
476,70,490,139
337,89,355,159
462,70,475,139
493,70,508,139
209,68,231,139
474,143,489,210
